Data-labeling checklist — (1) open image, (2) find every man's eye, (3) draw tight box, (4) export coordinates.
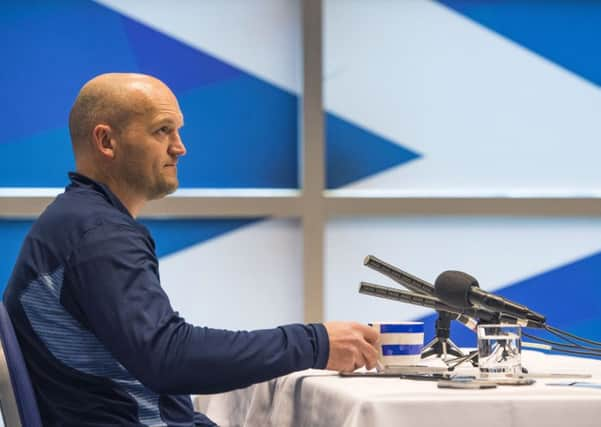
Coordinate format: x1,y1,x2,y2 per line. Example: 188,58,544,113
156,126,171,135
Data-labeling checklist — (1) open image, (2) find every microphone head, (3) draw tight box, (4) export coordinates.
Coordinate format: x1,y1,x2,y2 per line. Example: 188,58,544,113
434,270,479,309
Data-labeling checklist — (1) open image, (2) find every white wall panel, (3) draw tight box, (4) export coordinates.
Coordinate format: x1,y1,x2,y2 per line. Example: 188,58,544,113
160,219,303,330
324,0,601,193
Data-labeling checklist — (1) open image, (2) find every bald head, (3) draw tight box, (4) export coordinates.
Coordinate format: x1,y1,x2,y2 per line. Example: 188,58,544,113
68,73,169,156
66,73,186,215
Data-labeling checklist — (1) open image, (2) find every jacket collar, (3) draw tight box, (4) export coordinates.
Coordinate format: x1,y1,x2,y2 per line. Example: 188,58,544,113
66,172,133,219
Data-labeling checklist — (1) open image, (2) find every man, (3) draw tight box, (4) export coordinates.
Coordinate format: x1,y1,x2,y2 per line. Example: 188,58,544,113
4,73,379,426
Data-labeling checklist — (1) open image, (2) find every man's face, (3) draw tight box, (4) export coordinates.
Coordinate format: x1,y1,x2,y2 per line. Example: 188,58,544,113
114,83,186,201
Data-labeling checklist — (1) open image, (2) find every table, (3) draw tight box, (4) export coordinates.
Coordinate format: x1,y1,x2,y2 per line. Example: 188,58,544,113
195,350,601,427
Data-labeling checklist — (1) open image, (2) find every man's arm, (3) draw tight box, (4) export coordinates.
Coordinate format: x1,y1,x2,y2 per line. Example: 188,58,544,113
63,224,377,394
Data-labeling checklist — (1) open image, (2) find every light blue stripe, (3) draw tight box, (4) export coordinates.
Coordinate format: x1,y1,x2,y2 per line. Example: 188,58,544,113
20,266,165,425
381,344,422,356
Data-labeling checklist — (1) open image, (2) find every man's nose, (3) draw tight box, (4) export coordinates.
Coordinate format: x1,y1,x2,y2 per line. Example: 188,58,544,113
169,133,187,157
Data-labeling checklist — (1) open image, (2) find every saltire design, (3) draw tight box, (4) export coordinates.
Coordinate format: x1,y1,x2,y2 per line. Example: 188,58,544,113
438,1,601,87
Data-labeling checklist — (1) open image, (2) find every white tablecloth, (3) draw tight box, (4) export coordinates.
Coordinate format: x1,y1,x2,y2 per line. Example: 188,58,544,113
195,351,601,427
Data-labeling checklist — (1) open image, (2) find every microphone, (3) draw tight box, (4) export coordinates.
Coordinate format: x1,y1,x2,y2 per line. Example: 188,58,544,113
359,282,481,330
359,282,545,330
360,281,458,312
363,256,498,325
434,271,546,324
363,255,434,296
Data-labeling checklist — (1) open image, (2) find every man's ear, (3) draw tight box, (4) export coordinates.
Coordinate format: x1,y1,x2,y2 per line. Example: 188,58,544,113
91,124,117,159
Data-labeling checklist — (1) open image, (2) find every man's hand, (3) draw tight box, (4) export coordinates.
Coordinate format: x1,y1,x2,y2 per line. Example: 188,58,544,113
323,322,380,372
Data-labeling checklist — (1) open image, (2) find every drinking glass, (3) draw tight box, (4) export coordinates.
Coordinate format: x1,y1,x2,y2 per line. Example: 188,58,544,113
477,324,522,379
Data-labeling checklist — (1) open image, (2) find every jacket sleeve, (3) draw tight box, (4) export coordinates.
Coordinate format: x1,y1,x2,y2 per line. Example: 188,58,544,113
62,224,329,395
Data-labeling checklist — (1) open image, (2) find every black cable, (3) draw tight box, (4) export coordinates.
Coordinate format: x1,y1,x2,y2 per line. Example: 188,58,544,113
544,325,587,347
546,325,601,348
522,332,582,349
523,327,601,358
523,332,601,355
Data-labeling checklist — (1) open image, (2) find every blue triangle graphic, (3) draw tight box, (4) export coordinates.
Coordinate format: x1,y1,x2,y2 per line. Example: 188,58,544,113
326,113,421,189
140,219,260,258
419,250,601,347
438,1,601,87
121,16,243,93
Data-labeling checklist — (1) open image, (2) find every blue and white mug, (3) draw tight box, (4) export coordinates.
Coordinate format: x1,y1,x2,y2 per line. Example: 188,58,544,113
369,322,424,367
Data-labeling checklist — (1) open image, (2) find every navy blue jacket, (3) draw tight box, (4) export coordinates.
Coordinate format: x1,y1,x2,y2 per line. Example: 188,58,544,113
4,173,329,426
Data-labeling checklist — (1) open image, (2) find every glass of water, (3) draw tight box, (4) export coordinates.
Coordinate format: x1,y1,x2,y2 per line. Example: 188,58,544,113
477,324,522,379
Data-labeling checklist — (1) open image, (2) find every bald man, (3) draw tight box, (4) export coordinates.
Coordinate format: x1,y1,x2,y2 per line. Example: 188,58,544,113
4,73,379,427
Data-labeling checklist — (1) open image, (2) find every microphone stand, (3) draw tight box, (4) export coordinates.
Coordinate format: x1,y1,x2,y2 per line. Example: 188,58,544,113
421,311,465,361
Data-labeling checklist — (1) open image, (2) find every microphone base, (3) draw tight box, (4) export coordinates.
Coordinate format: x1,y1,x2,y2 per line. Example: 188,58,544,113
446,350,479,370
421,336,465,360
421,311,468,362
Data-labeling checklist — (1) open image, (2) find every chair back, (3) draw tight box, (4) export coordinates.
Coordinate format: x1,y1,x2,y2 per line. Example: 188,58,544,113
0,302,42,427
